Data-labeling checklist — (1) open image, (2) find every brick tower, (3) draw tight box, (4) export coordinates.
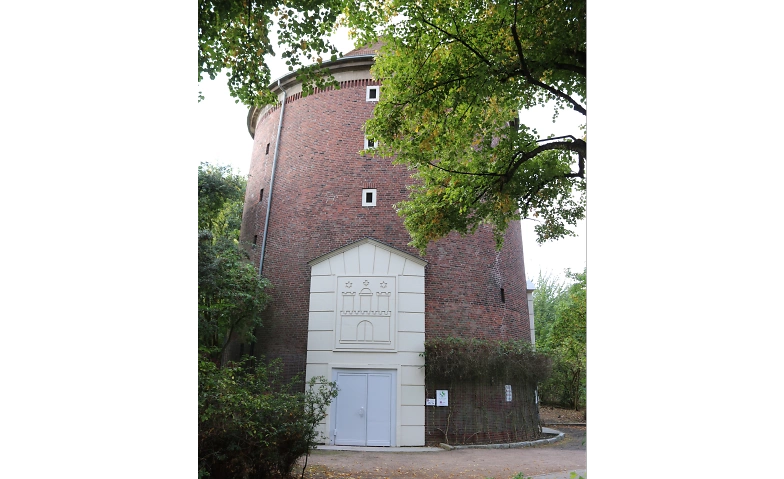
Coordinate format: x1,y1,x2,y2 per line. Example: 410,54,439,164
240,46,533,447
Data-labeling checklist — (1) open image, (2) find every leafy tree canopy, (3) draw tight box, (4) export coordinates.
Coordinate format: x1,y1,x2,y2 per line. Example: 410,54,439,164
198,163,270,365
198,162,245,236
550,268,586,352
199,0,383,106
359,0,586,252
199,0,586,252
534,268,586,409
533,270,569,345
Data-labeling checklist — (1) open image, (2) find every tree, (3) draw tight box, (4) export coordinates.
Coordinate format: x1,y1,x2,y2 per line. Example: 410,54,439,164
533,270,569,346
198,162,246,237
535,268,586,410
198,163,270,366
197,163,337,478
199,0,368,106
359,0,586,252
550,269,586,410
198,0,586,252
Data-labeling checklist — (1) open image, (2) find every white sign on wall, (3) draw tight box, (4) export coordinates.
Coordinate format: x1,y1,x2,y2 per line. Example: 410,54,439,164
505,385,512,402
426,398,435,406
436,390,448,406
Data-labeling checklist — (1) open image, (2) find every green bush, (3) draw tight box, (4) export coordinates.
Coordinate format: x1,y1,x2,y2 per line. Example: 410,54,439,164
198,352,338,479
537,350,586,409
423,337,551,383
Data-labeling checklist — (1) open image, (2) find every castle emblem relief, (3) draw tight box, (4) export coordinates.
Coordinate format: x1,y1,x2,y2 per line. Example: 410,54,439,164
341,278,394,316
337,276,395,349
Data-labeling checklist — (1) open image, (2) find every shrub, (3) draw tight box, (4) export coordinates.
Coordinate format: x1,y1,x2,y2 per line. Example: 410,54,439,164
537,350,586,409
423,338,552,445
424,337,551,383
198,352,338,479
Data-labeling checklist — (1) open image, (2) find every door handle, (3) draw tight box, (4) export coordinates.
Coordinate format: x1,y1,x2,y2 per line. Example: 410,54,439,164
359,406,365,417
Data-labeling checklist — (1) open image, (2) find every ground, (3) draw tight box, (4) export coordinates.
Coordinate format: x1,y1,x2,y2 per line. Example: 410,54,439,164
538,405,586,425
299,405,586,479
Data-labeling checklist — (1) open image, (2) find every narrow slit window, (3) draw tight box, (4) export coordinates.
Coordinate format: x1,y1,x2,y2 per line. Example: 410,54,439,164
266,143,270,155
362,188,377,207
366,86,380,102
253,235,258,247
500,288,506,303
259,188,264,202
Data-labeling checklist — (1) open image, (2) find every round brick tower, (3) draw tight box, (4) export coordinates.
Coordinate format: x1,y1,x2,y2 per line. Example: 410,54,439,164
240,46,533,447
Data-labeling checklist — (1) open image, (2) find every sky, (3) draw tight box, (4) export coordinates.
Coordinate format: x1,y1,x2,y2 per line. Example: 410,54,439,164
195,29,586,286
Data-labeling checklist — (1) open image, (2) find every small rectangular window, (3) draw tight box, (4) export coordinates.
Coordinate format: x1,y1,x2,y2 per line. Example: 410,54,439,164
364,136,376,150
266,143,270,155
362,188,377,207
366,86,380,102
259,188,264,202
500,288,506,303
253,235,258,246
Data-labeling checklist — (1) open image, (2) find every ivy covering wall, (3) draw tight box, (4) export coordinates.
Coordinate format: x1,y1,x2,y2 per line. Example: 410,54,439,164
423,338,552,446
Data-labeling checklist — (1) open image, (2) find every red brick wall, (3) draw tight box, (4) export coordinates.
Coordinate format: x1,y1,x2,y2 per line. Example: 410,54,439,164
239,75,531,380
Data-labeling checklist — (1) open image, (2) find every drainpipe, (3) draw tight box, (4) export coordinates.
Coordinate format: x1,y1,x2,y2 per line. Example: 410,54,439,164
526,279,536,348
258,80,287,277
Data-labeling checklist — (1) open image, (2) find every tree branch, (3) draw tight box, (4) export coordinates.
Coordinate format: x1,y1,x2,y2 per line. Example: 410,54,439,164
510,22,586,115
553,62,586,76
416,39,446,78
508,139,586,176
520,177,555,212
431,136,585,203
219,318,238,368
413,73,475,98
427,161,506,177
417,14,495,69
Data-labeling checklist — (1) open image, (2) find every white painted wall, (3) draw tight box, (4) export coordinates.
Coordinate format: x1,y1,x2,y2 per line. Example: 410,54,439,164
306,239,426,446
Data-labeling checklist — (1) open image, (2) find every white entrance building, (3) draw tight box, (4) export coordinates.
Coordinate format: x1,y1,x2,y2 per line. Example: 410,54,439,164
305,238,426,446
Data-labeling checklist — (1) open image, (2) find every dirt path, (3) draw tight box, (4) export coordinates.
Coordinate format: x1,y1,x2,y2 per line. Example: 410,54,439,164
301,426,586,479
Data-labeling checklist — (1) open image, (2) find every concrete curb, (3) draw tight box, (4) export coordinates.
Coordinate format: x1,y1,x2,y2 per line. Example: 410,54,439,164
317,427,573,452
444,428,565,450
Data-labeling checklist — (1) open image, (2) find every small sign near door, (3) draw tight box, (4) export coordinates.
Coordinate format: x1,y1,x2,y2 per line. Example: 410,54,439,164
505,385,512,402
436,390,448,406
426,398,435,406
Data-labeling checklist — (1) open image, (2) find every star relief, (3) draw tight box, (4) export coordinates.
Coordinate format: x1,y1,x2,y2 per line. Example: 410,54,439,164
380,281,388,288
345,281,352,288
363,280,370,286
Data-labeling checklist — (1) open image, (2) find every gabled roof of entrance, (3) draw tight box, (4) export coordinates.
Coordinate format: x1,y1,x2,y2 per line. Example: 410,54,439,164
307,237,427,267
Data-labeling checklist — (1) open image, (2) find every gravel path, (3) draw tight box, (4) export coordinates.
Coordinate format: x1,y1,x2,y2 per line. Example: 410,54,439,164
301,426,586,479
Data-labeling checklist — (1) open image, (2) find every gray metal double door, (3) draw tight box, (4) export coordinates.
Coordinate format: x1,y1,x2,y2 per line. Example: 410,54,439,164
333,370,395,446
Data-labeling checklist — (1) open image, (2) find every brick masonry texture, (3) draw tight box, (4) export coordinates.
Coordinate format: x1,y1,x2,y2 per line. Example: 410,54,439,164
239,72,533,420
